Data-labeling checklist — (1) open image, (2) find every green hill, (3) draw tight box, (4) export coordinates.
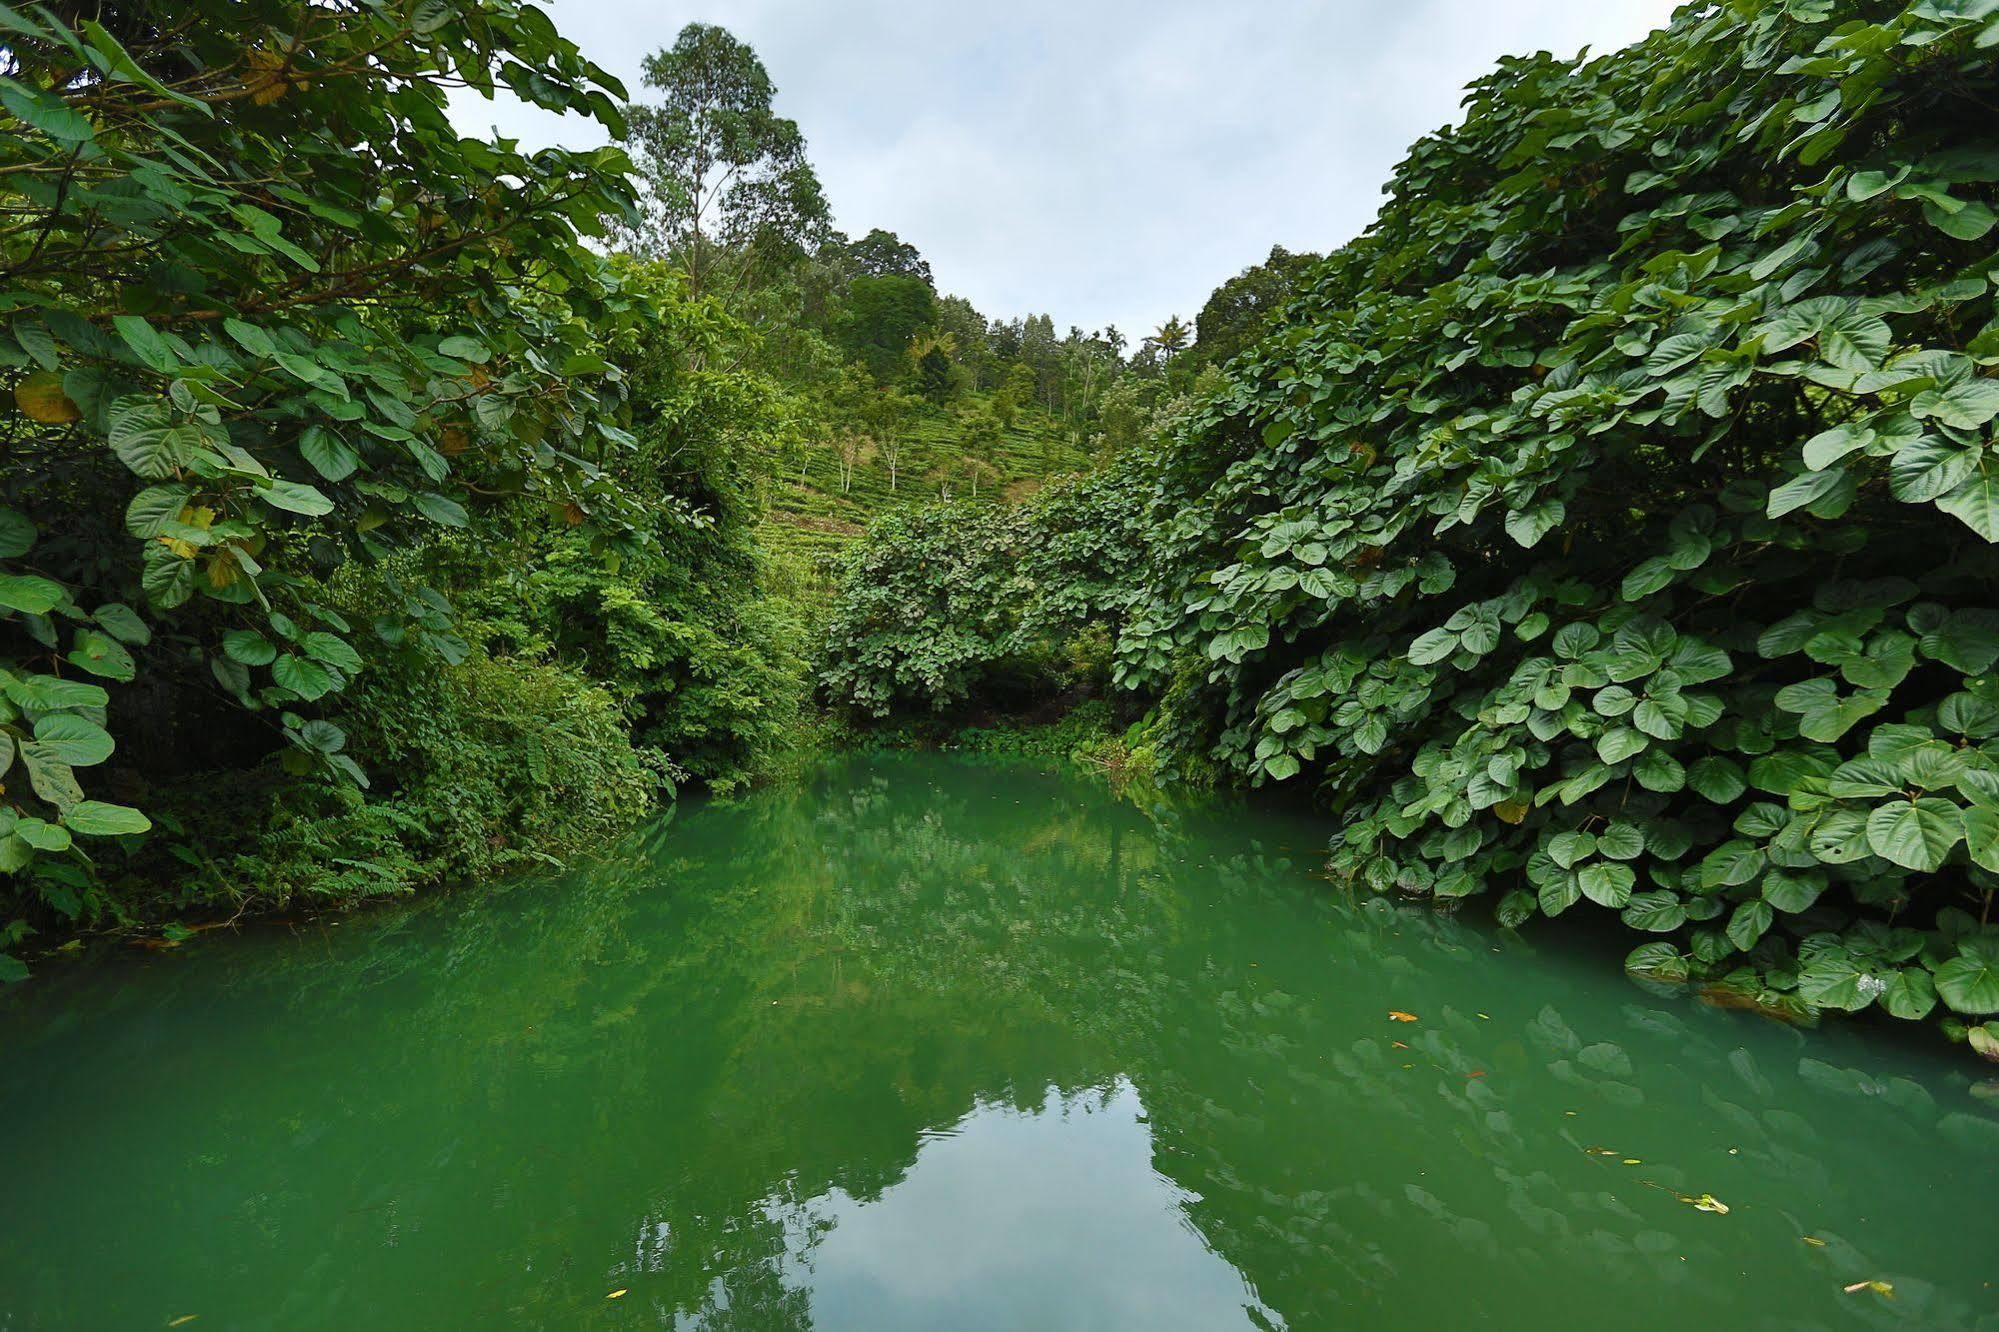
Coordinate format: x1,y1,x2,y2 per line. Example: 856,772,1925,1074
759,399,1094,575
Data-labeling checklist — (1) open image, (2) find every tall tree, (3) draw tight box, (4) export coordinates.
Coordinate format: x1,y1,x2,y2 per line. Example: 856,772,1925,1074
1194,245,1320,366
1146,316,1192,359
847,228,933,284
838,275,935,382
618,24,830,297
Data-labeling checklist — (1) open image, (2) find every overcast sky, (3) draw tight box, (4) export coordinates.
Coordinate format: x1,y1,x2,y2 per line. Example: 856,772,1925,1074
453,1,1681,339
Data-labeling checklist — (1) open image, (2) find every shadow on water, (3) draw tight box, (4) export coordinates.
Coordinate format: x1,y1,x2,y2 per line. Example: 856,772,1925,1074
1,752,1995,1330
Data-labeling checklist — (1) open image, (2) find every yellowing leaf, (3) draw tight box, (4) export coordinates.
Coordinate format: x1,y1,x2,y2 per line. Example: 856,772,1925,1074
606,1289,628,1299
246,49,292,104
1388,1010,1418,1022
1842,1280,1893,1298
15,371,79,423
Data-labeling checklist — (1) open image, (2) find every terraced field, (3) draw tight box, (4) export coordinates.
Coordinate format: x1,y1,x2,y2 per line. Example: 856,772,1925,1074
759,403,1094,578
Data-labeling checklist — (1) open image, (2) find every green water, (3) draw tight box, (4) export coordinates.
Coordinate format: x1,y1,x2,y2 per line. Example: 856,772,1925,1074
2,755,1995,1330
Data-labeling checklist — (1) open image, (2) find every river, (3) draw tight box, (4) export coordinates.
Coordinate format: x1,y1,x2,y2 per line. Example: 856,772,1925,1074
1,753,1993,1329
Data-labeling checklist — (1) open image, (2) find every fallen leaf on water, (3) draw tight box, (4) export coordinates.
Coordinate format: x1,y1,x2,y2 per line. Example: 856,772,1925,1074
1467,1070,1486,1079
168,1318,198,1328
607,1289,628,1299
1803,1237,1826,1247
1476,1012,1491,1020
1843,1281,1893,1298
1388,1010,1418,1022
1677,1192,1729,1214
1585,1146,1620,1156
1622,1158,1642,1165
1391,1040,1409,1049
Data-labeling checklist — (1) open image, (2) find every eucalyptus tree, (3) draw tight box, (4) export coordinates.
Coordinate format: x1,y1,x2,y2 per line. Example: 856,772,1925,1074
617,23,830,298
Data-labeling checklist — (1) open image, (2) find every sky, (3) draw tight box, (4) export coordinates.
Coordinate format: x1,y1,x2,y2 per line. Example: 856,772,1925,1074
450,0,1683,340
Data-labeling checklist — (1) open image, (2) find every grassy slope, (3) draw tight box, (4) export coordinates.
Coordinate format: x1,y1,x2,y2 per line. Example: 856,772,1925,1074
759,396,1093,574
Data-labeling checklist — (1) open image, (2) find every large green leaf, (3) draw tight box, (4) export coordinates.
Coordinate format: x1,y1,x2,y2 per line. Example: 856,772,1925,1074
1962,805,1999,873
262,479,334,517
1864,797,1964,872
17,740,82,812
1935,943,1999,1015
31,713,113,766
222,630,277,666
0,81,93,141
1726,898,1772,950
1798,952,1884,1011
1937,461,1999,540
1911,379,1999,430
271,654,335,700
1879,969,1937,1021
62,800,152,837
0,573,65,614
107,399,200,478
67,628,135,681
1578,861,1635,908
1622,891,1687,932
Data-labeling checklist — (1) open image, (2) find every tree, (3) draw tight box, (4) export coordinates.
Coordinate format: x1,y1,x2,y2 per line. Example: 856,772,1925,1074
618,24,830,297
847,228,932,284
994,363,1036,427
934,296,995,389
1194,246,1319,367
1020,314,1060,408
956,404,1009,496
915,346,955,404
839,275,935,381
831,430,873,494
865,390,918,492
1145,316,1191,360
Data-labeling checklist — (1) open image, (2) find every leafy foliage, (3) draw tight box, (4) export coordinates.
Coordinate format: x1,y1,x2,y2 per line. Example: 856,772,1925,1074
824,0,1999,1034
0,3,814,970
820,468,1151,717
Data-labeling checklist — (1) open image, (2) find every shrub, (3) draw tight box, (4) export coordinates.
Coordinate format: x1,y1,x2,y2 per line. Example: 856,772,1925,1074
818,467,1152,716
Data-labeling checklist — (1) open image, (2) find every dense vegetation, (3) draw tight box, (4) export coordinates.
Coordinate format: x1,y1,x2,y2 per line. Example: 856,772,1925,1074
0,3,1196,975
822,0,1999,1046
0,1,844,971
23,0,1994,1060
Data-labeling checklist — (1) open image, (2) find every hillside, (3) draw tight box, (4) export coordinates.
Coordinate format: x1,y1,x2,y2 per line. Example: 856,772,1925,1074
759,399,1096,573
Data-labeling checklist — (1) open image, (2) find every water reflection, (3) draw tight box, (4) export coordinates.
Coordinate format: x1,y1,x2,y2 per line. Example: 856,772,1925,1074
0,753,1994,1330
742,1080,1278,1331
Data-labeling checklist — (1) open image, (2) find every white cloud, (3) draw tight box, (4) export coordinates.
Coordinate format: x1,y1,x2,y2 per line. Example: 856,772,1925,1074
452,0,1681,337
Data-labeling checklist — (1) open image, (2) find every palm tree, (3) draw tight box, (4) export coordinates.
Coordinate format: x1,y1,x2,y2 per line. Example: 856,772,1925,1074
1147,315,1191,360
